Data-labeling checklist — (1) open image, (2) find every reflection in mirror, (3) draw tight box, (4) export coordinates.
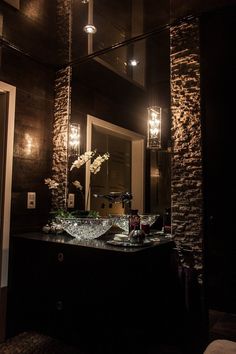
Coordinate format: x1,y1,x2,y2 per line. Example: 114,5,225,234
86,116,144,215
71,0,170,64
91,125,131,216
70,26,171,217
149,150,171,215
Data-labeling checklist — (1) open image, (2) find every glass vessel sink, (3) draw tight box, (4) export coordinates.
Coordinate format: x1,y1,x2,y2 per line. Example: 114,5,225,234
60,217,113,240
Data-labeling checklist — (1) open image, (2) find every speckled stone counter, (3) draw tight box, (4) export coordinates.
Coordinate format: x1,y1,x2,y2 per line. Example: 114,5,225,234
11,231,174,253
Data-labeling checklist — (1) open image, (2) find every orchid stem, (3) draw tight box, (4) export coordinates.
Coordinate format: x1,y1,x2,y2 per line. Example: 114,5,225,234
85,184,90,211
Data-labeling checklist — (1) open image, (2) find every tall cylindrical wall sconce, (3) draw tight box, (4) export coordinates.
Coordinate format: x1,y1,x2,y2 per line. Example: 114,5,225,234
69,123,80,156
147,106,162,149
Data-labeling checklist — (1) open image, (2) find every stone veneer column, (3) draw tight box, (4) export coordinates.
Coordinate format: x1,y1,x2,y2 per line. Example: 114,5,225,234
170,17,204,279
51,0,72,210
51,66,72,210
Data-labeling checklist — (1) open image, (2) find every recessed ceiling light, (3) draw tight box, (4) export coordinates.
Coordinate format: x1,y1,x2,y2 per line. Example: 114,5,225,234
81,0,89,3
128,59,139,67
83,24,97,34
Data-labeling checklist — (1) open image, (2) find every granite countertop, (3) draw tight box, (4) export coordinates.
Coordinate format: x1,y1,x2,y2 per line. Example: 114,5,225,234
12,231,174,253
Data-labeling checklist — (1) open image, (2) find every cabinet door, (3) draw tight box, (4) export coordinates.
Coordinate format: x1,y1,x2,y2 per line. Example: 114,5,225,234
7,238,47,335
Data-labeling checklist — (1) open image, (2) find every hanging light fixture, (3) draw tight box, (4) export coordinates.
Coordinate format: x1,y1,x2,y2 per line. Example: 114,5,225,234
147,106,162,149
69,123,80,156
83,24,97,34
83,0,97,34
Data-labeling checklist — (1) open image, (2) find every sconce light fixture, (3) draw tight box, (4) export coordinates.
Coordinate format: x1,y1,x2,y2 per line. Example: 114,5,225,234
147,106,162,149
69,123,80,156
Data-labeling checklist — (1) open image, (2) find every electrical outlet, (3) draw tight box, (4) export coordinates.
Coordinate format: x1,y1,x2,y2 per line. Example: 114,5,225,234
27,192,36,209
68,193,75,208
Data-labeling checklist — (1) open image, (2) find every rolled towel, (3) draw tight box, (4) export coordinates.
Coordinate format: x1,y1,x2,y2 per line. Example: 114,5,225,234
204,339,236,354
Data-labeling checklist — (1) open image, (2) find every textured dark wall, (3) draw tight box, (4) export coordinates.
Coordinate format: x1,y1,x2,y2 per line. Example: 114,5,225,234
0,0,56,66
171,0,236,20
201,7,236,312
0,3,55,233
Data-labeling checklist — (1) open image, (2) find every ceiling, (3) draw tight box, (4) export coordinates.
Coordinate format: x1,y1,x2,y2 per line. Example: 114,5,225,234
1,0,235,69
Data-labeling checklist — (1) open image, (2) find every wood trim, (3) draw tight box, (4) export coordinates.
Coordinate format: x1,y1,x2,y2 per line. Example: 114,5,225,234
0,81,16,288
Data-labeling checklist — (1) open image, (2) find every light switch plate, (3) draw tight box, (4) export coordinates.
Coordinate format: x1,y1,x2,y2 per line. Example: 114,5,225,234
68,193,75,208
27,192,36,209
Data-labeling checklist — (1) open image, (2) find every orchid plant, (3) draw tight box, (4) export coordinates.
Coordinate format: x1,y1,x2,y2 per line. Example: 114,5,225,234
70,149,110,210
44,149,110,214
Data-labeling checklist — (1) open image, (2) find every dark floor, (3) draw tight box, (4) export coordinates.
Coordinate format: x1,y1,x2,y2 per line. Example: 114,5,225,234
1,310,236,354
95,311,236,354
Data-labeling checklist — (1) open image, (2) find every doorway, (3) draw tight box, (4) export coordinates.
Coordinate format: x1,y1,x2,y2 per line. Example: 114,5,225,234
86,115,145,214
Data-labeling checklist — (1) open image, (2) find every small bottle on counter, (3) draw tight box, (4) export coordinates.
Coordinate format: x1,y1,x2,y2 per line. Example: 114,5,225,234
128,209,140,233
128,226,146,244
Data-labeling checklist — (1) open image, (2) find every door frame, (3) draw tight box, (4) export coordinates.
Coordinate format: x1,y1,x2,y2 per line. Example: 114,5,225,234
0,81,16,289
86,115,145,212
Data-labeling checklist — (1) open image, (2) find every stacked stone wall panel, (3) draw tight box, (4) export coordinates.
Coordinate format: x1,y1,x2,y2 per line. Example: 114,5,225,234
170,18,204,279
51,0,72,210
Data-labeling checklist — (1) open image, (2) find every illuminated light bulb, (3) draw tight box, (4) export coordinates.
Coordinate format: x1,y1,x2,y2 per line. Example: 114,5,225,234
151,111,157,119
128,59,139,67
83,24,97,34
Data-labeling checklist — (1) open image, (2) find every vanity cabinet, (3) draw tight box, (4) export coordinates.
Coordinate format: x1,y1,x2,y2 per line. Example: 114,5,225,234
7,233,177,352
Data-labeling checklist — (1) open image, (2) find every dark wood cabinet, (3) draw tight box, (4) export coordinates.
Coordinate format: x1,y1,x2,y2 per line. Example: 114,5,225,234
7,233,177,352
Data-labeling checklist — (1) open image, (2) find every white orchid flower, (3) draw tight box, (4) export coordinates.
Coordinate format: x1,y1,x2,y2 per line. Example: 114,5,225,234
90,153,110,175
44,178,59,189
72,180,83,190
70,150,96,171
